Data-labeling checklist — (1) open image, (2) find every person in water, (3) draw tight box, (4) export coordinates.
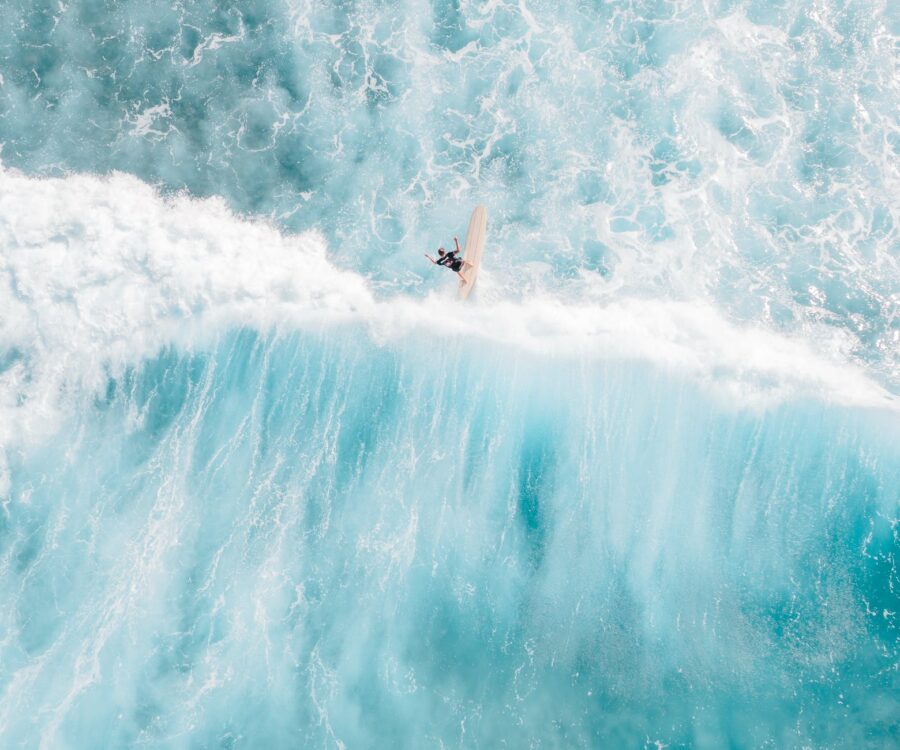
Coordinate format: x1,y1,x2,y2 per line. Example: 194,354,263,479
425,236,472,284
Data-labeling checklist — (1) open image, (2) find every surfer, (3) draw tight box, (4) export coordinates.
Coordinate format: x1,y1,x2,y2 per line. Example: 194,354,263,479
425,236,472,284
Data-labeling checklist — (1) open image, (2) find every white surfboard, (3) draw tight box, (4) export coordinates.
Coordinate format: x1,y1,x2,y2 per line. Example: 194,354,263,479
458,206,487,301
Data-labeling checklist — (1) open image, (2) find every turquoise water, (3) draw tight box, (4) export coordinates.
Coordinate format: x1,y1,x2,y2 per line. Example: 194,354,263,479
1,1,898,747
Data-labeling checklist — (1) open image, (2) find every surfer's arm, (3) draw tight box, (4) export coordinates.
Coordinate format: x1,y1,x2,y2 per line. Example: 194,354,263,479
453,236,461,253
424,253,437,264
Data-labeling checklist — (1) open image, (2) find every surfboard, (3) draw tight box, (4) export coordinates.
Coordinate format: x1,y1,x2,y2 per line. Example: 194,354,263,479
458,206,487,300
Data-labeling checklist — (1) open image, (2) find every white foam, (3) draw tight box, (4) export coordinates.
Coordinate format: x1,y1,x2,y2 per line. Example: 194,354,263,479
0,167,894,457
0,167,372,448
380,294,897,411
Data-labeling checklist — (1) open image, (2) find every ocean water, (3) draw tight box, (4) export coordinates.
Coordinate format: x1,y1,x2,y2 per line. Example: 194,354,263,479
0,0,898,747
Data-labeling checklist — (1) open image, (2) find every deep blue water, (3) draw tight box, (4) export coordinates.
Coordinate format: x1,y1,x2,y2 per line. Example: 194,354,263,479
0,1,898,747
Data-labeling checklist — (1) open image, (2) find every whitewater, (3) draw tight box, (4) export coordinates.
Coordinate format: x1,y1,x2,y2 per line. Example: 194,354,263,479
0,0,898,748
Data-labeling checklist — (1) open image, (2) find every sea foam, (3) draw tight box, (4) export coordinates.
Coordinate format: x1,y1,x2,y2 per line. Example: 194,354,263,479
1,167,893,457
0,169,898,750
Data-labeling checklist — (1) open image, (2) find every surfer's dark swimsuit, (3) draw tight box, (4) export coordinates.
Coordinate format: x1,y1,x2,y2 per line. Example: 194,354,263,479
437,250,464,272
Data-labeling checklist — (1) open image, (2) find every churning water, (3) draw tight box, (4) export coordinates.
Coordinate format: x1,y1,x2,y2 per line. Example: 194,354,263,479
0,1,898,747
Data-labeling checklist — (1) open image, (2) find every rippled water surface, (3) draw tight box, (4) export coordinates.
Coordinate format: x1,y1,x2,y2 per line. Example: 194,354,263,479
0,1,898,747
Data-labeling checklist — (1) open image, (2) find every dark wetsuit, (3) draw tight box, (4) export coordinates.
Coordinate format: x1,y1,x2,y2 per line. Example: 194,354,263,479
437,250,464,272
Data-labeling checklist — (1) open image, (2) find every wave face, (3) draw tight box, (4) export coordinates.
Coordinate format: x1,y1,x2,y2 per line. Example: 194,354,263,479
1,1,899,748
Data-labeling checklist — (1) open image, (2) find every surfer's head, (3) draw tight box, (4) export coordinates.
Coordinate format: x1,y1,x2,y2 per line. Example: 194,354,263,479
438,248,446,256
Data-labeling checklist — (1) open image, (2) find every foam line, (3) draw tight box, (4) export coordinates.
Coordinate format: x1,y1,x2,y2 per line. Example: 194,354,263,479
0,168,371,446
0,167,894,456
